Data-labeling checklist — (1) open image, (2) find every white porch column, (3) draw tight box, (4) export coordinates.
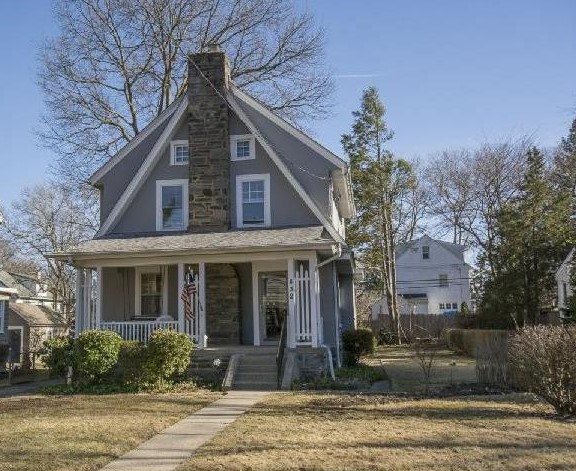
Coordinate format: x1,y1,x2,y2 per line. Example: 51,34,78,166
251,266,260,346
75,268,84,338
309,254,320,348
95,267,103,329
84,269,93,330
287,257,296,348
177,263,185,333
198,261,207,348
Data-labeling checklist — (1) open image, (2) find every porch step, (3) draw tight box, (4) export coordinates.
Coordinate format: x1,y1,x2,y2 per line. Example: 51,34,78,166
231,351,278,391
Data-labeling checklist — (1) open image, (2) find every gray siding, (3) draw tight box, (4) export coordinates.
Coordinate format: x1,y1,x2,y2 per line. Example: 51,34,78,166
101,267,135,321
319,263,338,354
0,299,7,344
338,274,356,332
99,118,173,224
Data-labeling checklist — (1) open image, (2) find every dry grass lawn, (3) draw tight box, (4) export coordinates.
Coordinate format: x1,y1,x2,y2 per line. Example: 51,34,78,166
0,390,219,471
368,345,477,392
179,392,576,471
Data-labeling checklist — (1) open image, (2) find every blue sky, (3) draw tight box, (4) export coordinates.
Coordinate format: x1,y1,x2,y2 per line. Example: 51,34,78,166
1,1,575,206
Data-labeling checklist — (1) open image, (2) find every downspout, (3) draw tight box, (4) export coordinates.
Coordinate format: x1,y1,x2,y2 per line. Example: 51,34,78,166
314,244,342,380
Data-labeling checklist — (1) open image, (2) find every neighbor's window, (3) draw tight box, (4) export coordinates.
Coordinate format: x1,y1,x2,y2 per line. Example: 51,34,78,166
230,135,255,161
156,180,188,231
439,303,445,310
452,302,458,309
236,174,270,227
140,272,162,317
439,274,448,288
170,140,189,165
422,245,430,259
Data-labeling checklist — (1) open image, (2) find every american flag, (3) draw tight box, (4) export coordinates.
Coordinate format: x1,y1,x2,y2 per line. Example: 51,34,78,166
180,277,197,321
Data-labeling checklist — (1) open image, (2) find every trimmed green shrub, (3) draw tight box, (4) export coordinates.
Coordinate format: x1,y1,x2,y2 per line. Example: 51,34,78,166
342,328,376,366
508,326,576,416
116,340,145,384
40,336,73,378
142,330,193,384
74,330,122,384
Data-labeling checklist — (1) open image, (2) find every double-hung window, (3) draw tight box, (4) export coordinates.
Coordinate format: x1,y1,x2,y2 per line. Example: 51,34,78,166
135,267,165,317
439,274,449,288
170,140,189,165
236,174,270,228
230,135,255,161
422,245,430,259
156,180,188,231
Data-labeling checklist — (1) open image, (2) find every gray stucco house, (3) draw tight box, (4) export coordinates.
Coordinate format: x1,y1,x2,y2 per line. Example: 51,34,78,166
52,48,357,378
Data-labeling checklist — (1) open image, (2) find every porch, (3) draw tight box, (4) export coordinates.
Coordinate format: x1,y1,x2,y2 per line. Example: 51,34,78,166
75,253,324,349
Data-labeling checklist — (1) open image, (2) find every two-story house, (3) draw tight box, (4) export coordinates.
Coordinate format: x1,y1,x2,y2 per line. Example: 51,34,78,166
372,235,472,318
51,47,356,381
556,248,574,319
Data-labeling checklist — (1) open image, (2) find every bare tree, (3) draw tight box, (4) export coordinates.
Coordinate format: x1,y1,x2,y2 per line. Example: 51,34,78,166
0,184,94,326
39,0,333,185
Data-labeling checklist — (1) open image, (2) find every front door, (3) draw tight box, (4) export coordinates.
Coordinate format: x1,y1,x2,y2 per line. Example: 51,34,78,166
258,272,287,341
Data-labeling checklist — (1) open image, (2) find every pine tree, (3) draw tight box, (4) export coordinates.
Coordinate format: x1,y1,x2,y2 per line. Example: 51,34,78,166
342,87,418,342
553,117,576,196
481,147,573,326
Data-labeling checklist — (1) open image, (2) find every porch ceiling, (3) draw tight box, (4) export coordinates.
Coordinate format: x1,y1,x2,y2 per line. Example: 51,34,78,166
50,226,337,260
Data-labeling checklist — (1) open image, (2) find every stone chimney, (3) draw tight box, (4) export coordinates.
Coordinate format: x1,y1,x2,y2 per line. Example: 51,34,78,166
187,45,230,232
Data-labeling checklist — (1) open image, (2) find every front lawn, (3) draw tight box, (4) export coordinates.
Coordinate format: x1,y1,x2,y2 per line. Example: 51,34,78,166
0,389,219,471
178,392,576,471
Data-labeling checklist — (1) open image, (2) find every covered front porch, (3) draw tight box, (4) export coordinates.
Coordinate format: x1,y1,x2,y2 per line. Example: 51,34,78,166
75,251,323,349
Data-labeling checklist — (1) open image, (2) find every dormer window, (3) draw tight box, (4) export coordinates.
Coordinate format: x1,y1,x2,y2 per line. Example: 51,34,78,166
170,140,189,165
422,245,430,259
230,135,255,161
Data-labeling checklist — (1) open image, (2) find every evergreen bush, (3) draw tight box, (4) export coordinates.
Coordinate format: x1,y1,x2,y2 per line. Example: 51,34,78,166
74,330,122,384
341,328,376,366
41,336,73,378
142,330,193,384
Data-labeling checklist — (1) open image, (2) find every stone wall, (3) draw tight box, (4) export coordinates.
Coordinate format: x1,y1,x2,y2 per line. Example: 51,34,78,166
187,50,230,232
205,263,241,345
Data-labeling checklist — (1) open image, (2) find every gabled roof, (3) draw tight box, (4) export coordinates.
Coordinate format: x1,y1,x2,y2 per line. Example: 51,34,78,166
9,303,65,327
93,82,352,242
89,96,185,186
0,270,34,298
556,247,575,275
396,235,467,261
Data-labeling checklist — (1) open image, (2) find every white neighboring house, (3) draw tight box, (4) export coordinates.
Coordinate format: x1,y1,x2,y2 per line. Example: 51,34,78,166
372,235,472,318
555,248,574,318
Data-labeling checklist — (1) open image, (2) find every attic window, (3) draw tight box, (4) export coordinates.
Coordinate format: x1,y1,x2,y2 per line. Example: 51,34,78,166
230,135,255,161
170,140,189,165
422,245,430,259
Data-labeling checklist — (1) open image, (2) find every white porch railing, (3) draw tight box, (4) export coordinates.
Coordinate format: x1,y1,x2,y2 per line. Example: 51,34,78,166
294,262,313,344
100,320,179,343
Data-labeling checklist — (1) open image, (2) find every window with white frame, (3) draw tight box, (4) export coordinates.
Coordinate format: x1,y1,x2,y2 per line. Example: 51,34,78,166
230,135,255,161
156,180,188,231
439,303,445,310
452,302,458,309
135,267,165,317
236,174,270,227
422,245,430,259
170,140,189,165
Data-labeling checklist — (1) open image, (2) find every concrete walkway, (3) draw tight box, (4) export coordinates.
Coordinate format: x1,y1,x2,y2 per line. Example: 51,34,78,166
101,390,269,471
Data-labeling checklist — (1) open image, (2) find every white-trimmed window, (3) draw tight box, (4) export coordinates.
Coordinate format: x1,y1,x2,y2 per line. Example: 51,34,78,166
422,245,430,259
135,266,167,317
236,174,271,228
156,179,188,231
230,135,255,161
170,140,189,165
439,303,445,310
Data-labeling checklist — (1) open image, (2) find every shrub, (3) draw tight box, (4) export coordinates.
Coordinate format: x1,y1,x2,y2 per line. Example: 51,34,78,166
376,328,396,345
142,330,193,384
475,334,508,385
341,328,376,366
74,330,122,384
116,340,145,384
0,343,9,364
40,336,73,378
508,326,576,416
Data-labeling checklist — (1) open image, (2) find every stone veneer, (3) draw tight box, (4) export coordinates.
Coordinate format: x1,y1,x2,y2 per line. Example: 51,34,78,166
187,50,230,232
205,264,241,345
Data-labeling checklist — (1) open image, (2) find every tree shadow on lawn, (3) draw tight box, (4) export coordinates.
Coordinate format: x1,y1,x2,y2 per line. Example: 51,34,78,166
249,393,556,421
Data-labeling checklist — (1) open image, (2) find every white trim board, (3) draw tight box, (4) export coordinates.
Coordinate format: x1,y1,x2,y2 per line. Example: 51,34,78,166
170,140,190,166
96,96,190,237
226,92,343,243
89,96,185,185
230,134,256,161
134,266,168,318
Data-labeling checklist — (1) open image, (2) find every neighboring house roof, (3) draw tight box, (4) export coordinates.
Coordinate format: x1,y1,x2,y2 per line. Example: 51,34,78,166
556,247,575,276
51,225,336,260
90,82,353,243
9,303,65,327
396,235,467,261
0,270,34,298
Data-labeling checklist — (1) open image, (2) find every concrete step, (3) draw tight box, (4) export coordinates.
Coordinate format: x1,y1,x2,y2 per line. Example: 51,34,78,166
233,381,278,391
234,373,277,383
235,365,277,374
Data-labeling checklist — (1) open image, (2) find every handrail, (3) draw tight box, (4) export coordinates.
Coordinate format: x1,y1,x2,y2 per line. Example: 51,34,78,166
276,316,287,388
